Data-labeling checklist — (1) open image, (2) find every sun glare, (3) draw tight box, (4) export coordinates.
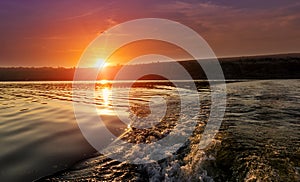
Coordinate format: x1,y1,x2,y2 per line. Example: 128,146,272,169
100,79,109,85
95,58,109,68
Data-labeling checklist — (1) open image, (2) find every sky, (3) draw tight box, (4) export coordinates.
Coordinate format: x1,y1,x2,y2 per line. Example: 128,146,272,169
0,0,299,67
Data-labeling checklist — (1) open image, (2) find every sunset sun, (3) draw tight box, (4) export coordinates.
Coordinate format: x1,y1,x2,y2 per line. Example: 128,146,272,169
95,58,110,68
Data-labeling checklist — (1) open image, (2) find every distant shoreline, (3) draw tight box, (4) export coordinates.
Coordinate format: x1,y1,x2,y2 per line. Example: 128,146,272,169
0,53,299,81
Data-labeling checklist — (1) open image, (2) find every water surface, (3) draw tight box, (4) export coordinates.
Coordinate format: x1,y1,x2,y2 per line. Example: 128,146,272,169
0,80,299,181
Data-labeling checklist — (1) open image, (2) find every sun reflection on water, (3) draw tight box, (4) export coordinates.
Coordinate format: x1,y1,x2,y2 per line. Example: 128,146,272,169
96,86,113,115
102,87,111,107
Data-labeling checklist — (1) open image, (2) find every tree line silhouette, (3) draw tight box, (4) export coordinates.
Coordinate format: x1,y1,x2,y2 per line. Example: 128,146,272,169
0,54,299,81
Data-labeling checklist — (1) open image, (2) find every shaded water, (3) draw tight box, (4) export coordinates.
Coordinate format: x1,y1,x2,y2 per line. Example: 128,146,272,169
0,80,299,181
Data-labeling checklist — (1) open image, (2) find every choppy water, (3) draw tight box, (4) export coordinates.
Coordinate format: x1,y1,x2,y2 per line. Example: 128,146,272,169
0,80,299,181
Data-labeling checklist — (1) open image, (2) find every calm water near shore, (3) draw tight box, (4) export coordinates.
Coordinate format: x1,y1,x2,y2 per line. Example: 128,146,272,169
0,80,299,181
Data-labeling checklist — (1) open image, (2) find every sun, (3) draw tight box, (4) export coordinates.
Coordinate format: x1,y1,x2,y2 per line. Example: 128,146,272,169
95,58,110,68
99,79,109,84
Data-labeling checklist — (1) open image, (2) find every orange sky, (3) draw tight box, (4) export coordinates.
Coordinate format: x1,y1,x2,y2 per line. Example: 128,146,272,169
0,0,299,67
105,40,193,66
